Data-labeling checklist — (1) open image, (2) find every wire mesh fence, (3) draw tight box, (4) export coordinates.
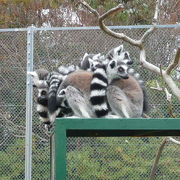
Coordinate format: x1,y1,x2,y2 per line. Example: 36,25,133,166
0,25,180,179
67,137,180,180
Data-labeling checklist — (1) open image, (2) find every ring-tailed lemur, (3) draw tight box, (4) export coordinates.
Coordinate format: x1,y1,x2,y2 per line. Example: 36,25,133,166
28,69,50,125
56,55,148,119
56,60,130,119
47,65,78,122
55,46,132,119
105,59,144,118
90,60,130,118
29,66,74,127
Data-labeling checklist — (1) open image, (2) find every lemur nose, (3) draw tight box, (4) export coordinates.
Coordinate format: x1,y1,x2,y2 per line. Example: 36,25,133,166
127,60,133,65
123,75,129,79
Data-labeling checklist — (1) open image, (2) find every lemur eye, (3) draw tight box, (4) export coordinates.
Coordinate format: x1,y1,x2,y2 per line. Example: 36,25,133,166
41,90,47,96
118,67,124,72
110,60,116,69
108,55,112,60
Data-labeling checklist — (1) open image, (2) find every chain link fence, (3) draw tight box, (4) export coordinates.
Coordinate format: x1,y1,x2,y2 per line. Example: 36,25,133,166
0,25,180,179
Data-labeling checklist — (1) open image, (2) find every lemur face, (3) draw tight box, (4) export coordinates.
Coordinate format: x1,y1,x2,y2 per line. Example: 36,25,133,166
28,69,49,106
37,88,48,106
117,51,133,65
107,60,129,82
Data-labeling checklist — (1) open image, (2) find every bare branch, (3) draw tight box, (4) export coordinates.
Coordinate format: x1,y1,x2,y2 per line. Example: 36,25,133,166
162,71,180,101
150,137,167,180
164,88,172,102
150,81,177,118
140,0,160,43
168,137,180,145
79,0,141,47
79,0,180,101
166,47,180,75
150,137,180,180
79,0,99,17
150,80,163,91
153,0,160,24
139,48,161,75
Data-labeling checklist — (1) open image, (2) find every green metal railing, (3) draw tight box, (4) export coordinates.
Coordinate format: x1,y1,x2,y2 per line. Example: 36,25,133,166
55,118,180,180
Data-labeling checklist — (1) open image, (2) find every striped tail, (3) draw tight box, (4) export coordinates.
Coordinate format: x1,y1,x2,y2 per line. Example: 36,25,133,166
48,72,64,117
37,96,49,123
90,64,109,117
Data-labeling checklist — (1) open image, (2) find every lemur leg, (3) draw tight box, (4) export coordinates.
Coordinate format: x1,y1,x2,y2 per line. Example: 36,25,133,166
65,86,92,118
106,86,133,118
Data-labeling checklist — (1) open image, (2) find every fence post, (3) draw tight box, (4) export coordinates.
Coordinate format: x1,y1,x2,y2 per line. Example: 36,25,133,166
50,134,55,180
25,25,34,180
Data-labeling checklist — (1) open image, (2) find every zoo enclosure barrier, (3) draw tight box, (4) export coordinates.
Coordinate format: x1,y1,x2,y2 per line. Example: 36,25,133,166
0,24,180,180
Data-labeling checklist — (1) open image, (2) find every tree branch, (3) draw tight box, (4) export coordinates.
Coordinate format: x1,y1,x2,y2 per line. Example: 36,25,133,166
79,0,99,17
150,137,180,180
79,0,180,101
150,80,176,118
168,137,180,145
140,0,160,43
150,138,167,180
79,0,141,47
166,47,180,75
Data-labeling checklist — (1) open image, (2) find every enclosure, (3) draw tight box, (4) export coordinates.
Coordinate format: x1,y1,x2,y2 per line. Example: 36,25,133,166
0,24,180,180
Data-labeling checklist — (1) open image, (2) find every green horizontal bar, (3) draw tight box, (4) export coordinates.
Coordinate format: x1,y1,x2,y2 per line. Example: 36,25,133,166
56,118,180,130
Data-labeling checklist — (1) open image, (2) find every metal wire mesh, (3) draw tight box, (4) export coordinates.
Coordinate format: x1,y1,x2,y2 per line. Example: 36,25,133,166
0,25,180,179
67,137,180,180
0,31,27,180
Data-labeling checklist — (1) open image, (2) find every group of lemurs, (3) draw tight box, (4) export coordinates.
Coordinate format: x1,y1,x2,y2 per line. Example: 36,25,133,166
29,45,149,130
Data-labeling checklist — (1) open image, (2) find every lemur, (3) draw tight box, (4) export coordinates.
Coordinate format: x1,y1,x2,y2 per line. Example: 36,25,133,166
57,60,130,119
47,65,77,122
30,45,147,125
28,69,50,125
56,45,148,119
106,59,144,118
57,57,146,119
29,66,74,128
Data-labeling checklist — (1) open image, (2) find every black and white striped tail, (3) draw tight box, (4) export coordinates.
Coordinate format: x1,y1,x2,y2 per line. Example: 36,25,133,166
90,64,109,117
47,72,64,117
36,96,49,123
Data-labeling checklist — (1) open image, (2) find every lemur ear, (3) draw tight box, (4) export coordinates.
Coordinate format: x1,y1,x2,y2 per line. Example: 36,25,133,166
82,53,89,60
109,60,116,69
107,53,113,60
92,53,101,60
88,58,93,67
124,52,129,59
114,44,124,55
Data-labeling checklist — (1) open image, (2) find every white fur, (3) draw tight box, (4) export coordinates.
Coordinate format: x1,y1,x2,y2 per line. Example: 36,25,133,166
90,89,106,97
93,103,108,111
91,78,107,87
37,104,48,112
94,68,107,78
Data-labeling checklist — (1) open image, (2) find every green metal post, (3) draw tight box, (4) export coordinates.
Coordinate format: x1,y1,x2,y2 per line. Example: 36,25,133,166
55,123,67,180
